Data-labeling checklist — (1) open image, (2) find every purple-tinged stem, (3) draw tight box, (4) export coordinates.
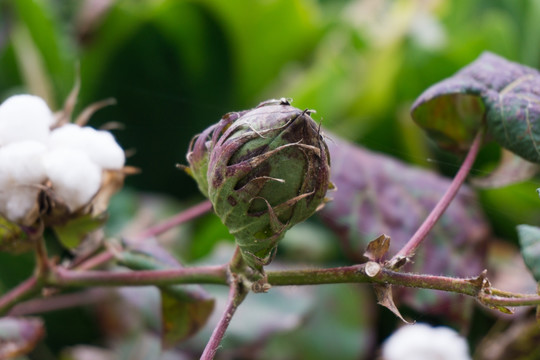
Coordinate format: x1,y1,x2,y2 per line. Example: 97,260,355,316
9,288,110,316
201,277,248,360
48,265,228,287
390,128,485,266
131,200,212,241
71,200,213,271
0,277,40,316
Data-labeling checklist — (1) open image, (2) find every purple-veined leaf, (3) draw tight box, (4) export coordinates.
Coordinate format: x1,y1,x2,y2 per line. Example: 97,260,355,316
319,135,490,322
0,317,44,359
412,52,540,164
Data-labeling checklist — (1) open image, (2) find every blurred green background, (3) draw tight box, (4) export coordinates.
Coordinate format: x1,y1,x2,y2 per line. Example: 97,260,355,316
1,0,540,359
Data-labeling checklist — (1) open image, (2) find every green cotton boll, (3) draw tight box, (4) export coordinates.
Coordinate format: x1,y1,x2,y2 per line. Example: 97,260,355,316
187,99,331,271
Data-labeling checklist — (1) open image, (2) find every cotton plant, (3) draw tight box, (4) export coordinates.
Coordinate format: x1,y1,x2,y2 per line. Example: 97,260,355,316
382,323,471,360
0,93,127,252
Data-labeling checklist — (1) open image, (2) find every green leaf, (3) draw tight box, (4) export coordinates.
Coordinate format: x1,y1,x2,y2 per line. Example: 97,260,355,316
53,214,106,249
0,317,45,358
160,291,214,348
12,0,74,102
517,224,540,281
116,240,215,346
0,216,32,254
412,52,540,163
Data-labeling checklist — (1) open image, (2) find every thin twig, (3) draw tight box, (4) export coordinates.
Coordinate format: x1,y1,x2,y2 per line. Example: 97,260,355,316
0,277,40,316
34,234,50,276
9,288,110,316
48,265,228,287
390,128,485,267
201,275,248,360
71,200,213,271
131,200,212,241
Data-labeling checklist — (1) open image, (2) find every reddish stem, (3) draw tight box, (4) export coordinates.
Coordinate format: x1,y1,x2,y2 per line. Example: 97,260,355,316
390,128,484,265
201,277,248,360
9,288,109,316
131,199,212,241
72,200,213,271
0,277,40,316
49,265,228,287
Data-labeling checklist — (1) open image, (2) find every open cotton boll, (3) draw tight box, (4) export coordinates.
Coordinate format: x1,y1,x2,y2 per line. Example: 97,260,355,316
0,95,54,146
0,186,41,222
382,323,471,360
49,124,125,170
43,147,102,210
0,141,47,188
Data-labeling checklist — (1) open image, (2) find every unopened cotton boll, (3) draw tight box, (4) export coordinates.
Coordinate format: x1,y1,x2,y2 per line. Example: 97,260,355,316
49,124,125,170
43,147,102,210
0,141,47,188
382,323,471,360
0,95,54,146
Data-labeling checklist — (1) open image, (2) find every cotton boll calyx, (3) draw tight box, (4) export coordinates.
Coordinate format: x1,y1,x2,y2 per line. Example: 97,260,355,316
43,148,103,211
382,323,471,360
0,95,54,146
49,124,125,170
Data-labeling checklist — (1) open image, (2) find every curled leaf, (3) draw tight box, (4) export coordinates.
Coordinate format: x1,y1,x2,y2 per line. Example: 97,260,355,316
364,234,390,262
412,52,540,163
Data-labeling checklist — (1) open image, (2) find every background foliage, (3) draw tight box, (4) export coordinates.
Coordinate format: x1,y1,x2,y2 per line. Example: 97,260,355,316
1,0,540,359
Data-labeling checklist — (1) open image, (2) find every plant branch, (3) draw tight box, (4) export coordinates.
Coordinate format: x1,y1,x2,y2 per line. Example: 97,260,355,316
267,264,476,295
0,277,41,316
34,234,50,276
131,199,213,241
201,274,248,360
70,200,213,272
9,288,110,316
47,265,228,288
390,128,485,267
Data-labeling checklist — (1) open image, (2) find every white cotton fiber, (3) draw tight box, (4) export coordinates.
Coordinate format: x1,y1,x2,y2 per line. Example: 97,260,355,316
0,141,47,188
0,95,54,146
49,124,125,170
382,323,471,360
0,186,41,222
43,147,103,210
